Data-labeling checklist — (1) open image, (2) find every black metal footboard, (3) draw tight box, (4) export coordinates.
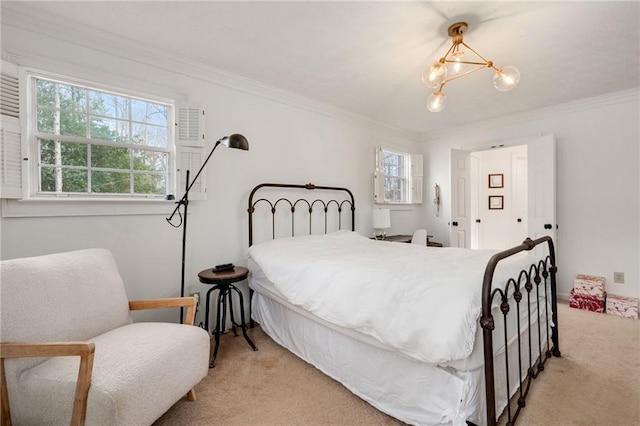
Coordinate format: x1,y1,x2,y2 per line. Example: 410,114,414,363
480,236,561,426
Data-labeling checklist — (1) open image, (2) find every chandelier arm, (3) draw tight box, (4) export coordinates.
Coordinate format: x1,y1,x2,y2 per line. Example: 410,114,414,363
441,42,457,61
444,59,489,66
441,64,490,85
460,41,492,64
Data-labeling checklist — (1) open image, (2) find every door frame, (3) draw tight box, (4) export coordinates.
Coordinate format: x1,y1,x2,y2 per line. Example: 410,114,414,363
450,134,557,249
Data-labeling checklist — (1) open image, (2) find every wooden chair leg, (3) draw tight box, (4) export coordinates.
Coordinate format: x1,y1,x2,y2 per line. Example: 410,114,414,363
186,389,197,401
1,359,13,426
70,351,95,426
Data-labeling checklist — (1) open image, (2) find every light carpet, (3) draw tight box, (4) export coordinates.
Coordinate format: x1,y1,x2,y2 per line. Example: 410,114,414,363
155,302,639,425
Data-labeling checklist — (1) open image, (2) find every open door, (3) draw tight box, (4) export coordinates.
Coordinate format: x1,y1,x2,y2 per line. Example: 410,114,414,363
528,134,557,254
449,135,556,251
450,149,471,248
470,154,480,249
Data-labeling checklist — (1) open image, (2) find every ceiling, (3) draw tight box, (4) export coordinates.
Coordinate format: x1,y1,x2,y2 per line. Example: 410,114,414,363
2,1,639,137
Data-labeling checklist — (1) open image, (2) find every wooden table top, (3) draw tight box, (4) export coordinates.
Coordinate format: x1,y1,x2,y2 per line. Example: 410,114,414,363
198,266,249,285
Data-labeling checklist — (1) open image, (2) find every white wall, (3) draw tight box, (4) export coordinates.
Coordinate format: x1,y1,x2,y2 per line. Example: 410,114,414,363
419,91,640,300
0,25,421,323
2,20,638,322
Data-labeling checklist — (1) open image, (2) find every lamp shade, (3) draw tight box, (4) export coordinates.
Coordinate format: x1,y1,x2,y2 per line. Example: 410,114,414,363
493,66,520,92
221,134,249,150
422,62,447,88
426,91,446,113
372,208,391,229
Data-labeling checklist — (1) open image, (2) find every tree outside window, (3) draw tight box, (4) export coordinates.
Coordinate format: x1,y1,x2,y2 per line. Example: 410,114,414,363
34,77,171,197
381,150,407,202
374,146,423,205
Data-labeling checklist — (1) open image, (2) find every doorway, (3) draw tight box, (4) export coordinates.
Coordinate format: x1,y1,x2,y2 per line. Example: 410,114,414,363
449,134,556,250
470,145,528,250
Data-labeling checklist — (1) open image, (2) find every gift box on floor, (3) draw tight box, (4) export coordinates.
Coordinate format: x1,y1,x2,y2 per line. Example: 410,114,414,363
605,294,639,319
569,288,605,313
573,274,606,297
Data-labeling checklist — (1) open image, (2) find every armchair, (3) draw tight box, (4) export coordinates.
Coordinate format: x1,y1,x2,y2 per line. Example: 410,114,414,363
0,249,210,426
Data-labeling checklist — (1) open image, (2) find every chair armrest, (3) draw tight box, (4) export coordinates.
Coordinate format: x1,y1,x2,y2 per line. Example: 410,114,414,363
1,341,95,358
128,297,197,325
1,342,95,426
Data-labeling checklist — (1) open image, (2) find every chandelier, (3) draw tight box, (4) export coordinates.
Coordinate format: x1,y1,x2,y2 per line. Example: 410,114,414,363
422,22,520,112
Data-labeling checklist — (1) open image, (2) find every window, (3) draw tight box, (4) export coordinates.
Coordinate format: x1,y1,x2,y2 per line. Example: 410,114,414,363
1,62,208,216
32,76,172,198
374,146,423,204
380,149,407,202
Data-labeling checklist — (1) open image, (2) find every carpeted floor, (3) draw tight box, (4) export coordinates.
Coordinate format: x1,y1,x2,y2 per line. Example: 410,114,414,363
155,302,639,425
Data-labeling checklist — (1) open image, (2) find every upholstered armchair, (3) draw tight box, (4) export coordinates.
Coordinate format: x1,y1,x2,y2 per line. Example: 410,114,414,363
0,249,210,425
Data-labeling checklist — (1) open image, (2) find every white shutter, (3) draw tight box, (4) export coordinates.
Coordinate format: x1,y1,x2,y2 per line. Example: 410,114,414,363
1,61,23,199
374,146,386,204
177,103,204,148
175,102,206,200
375,145,384,171
374,171,386,204
411,154,423,204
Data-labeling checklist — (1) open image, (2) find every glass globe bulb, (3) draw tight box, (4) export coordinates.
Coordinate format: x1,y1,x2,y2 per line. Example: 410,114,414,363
447,50,465,76
422,62,447,89
426,91,446,112
493,66,520,91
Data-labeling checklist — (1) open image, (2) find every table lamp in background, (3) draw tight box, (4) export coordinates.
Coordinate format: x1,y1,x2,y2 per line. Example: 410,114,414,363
372,208,391,240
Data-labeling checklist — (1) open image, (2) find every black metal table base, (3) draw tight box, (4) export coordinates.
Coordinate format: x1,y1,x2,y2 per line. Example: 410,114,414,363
204,283,257,368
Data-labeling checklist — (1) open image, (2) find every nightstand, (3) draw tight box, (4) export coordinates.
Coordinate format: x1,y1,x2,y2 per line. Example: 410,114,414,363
198,266,258,367
371,234,440,245
371,234,412,243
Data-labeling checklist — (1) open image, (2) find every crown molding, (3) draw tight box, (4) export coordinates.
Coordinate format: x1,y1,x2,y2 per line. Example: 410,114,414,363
1,5,418,142
418,88,640,142
6,4,635,145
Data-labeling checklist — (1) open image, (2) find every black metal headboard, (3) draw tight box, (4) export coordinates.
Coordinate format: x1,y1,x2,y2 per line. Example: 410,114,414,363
248,183,355,247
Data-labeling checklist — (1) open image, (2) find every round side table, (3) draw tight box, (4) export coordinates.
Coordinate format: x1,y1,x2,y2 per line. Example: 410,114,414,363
198,266,258,367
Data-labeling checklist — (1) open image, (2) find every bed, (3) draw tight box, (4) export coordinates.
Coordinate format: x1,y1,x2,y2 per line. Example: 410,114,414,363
246,182,560,426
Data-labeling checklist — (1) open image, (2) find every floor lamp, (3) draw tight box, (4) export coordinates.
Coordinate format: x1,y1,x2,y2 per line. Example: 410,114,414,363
166,134,249,323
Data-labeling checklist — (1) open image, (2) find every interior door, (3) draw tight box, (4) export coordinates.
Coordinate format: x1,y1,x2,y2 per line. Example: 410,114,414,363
470,154,480,249
449,149,471,248
528,134,557,254
511,149,529,246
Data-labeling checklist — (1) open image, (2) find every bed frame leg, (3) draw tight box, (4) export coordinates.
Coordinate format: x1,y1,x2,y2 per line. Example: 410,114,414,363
549,254,562,358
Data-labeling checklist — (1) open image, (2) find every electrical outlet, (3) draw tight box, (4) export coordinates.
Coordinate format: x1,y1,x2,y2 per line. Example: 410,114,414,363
190,292,200,306
613,272,625,284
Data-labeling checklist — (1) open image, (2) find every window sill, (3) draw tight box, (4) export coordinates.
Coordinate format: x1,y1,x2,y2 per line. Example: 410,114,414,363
373,203,417,211
1,197,178,218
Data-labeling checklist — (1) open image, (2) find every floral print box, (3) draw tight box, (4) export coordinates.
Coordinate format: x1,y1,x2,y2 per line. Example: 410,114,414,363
569,289,605,313
573,274,606,297
606,294,639,319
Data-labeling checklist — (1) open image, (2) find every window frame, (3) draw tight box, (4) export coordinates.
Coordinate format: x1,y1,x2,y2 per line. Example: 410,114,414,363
27,70,176,200
381,148,410,203
374,146,423,205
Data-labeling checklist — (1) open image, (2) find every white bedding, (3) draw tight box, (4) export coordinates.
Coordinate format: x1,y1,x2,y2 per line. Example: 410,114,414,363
248,231,535,364
251,287,486,425
249,258,551,425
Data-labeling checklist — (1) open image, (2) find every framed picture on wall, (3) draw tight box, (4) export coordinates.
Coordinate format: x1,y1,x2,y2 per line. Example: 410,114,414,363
488,173,504,188
489,195,504,210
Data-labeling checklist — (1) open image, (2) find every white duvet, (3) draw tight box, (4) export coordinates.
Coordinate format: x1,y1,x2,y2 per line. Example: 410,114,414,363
248,231,534,364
